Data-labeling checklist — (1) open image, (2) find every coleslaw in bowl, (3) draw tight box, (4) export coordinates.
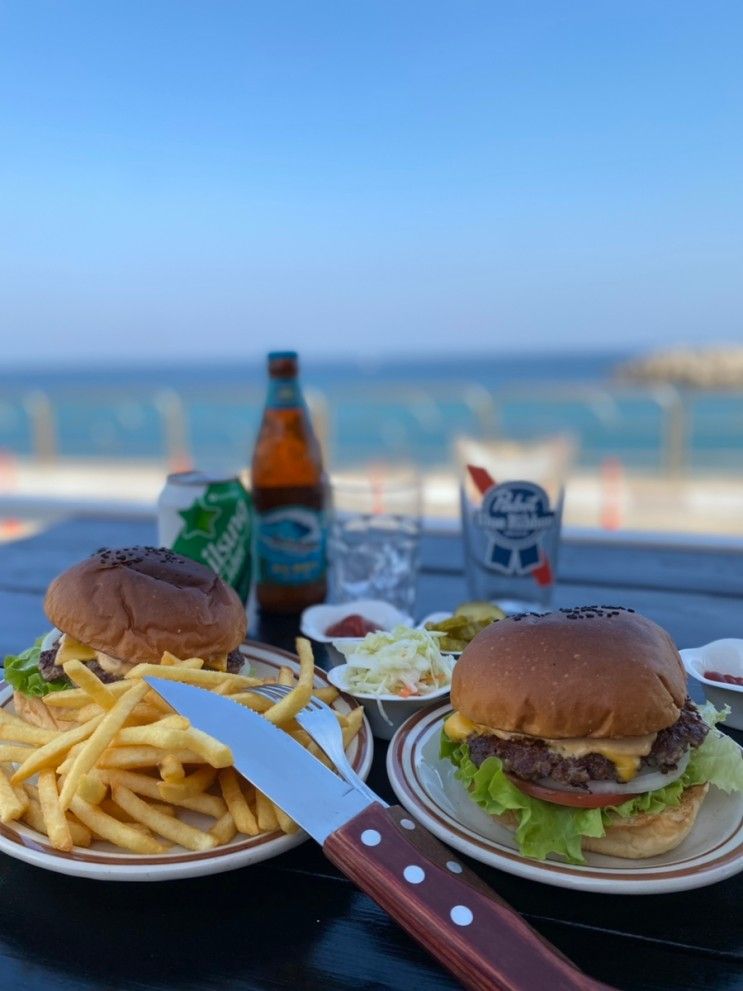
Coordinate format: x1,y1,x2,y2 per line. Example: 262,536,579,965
328,626,455,738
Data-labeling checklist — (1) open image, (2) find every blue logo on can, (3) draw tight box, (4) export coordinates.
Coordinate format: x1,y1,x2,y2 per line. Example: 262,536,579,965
475,481,555,575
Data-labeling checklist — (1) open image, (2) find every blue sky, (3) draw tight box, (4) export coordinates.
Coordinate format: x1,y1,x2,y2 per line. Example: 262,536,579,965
1,1,741,365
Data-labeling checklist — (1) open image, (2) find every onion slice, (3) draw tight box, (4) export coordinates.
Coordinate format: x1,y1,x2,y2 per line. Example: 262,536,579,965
534,750,690,797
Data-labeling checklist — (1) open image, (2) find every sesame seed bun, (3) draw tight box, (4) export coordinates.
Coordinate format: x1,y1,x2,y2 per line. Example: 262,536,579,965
44,546,247,666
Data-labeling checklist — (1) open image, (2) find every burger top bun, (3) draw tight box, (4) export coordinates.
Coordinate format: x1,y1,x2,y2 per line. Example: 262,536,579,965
44,546,247,665
451,606,686,739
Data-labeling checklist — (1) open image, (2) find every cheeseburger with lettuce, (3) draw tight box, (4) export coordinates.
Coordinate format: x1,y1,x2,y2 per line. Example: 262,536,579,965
441,605,743,862
5,546,247,726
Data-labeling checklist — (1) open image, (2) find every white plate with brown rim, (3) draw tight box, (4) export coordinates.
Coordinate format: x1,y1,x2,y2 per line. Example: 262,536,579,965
386,700,743,894
0,640,373,881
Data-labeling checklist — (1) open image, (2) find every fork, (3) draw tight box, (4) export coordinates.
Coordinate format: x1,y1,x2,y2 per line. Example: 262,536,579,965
249,683,382,805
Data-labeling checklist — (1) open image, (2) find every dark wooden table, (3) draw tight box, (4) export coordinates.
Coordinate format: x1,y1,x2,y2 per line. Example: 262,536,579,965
0,516,741,991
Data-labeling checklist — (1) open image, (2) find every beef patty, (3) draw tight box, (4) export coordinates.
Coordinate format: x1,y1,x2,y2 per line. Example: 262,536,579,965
39,640,245,685
465,699,708,788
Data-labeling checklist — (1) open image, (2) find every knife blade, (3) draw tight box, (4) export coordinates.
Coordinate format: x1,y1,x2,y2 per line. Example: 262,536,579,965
146,676,613,991
144,676,371,840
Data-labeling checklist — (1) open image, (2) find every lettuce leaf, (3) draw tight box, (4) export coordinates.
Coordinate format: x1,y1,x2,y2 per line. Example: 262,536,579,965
3,637,69,697
441,703,743,864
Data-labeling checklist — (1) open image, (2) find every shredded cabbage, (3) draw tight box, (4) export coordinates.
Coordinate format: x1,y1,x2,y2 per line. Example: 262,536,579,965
335,625,454,697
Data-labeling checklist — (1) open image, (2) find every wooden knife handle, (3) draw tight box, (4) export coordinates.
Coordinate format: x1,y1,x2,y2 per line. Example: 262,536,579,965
323,804,614,991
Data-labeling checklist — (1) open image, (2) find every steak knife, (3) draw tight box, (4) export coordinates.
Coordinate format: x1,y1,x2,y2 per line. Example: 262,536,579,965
146,677,613,991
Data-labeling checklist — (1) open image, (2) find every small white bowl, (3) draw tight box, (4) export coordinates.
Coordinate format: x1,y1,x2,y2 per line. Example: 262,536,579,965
300,600,414,665
326,663,451,740
680,640,743,730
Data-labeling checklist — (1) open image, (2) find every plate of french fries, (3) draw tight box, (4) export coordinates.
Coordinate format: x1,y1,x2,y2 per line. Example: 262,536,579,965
0,638,372,880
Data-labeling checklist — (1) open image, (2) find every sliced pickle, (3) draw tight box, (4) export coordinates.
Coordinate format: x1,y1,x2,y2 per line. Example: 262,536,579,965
424,601,505,652
454,601,507,622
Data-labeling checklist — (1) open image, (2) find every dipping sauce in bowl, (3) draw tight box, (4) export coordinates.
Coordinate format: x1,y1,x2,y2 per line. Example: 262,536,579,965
325,614,382,638
705,670,743,687
680,639,743,730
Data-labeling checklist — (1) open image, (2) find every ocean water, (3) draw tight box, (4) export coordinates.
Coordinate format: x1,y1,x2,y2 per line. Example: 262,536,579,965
1,352,741,473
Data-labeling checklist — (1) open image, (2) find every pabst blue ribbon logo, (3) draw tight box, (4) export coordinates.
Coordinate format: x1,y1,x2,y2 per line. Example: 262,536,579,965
475,481,555,575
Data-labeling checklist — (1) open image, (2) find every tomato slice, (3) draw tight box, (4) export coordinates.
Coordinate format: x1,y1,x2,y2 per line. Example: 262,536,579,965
507,774,639,809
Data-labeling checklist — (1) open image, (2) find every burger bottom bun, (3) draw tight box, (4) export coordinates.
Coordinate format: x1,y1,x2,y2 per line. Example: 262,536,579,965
495,783,709,860
13,691,77,731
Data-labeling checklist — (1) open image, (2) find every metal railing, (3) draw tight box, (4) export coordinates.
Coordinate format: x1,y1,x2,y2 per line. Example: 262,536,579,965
1,382,741,476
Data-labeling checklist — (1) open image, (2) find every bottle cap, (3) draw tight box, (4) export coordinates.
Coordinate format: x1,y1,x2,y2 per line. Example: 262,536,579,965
268,351,298,361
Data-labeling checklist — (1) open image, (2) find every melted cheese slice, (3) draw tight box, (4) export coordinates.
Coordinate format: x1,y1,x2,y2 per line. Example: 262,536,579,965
443,711,656,782
55,634,135,676
55,635,98,666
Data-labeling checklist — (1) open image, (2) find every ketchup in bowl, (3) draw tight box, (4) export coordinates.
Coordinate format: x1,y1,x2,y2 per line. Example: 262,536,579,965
704,670,743,687
325,614,383,638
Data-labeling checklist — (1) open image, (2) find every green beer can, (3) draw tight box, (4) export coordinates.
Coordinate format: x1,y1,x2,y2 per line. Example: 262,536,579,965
157,470,253,603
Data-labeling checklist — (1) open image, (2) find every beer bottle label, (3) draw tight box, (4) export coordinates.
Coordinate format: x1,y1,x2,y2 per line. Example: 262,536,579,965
171,481,253,601
255,505,326,586
267,377,304,409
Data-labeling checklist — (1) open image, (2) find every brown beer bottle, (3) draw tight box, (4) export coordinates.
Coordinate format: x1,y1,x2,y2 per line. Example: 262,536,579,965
251,351,328,612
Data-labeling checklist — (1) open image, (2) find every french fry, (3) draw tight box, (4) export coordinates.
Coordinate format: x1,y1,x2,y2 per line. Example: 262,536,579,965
70,795,166,854
0,745,34,764
272,802,299,835
56,741,86,775
209,810,236,845
94,802,154,833
58,682,149,810
262,638,315,725
158,765,216,800
112,728,222,765
218,768,259,836
0,767,27,822
342,705,365,748
76,773,107,805
228,693,272,712
255,789,280,832
62,660,117,710
99,796,175,821
37,769,73,851
113,715,190,746
125,664,256,690
11,714,104,785
112,785,217,852
124,703,171,725
278,666,295,686
176,727,232,768
160,652,204,669
312,686,339,704
44,681,133,707
159,754,185,783
21,798,92,847
97,746,202,769
100,769,226,818
73,703,105,723
0,722,57,745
